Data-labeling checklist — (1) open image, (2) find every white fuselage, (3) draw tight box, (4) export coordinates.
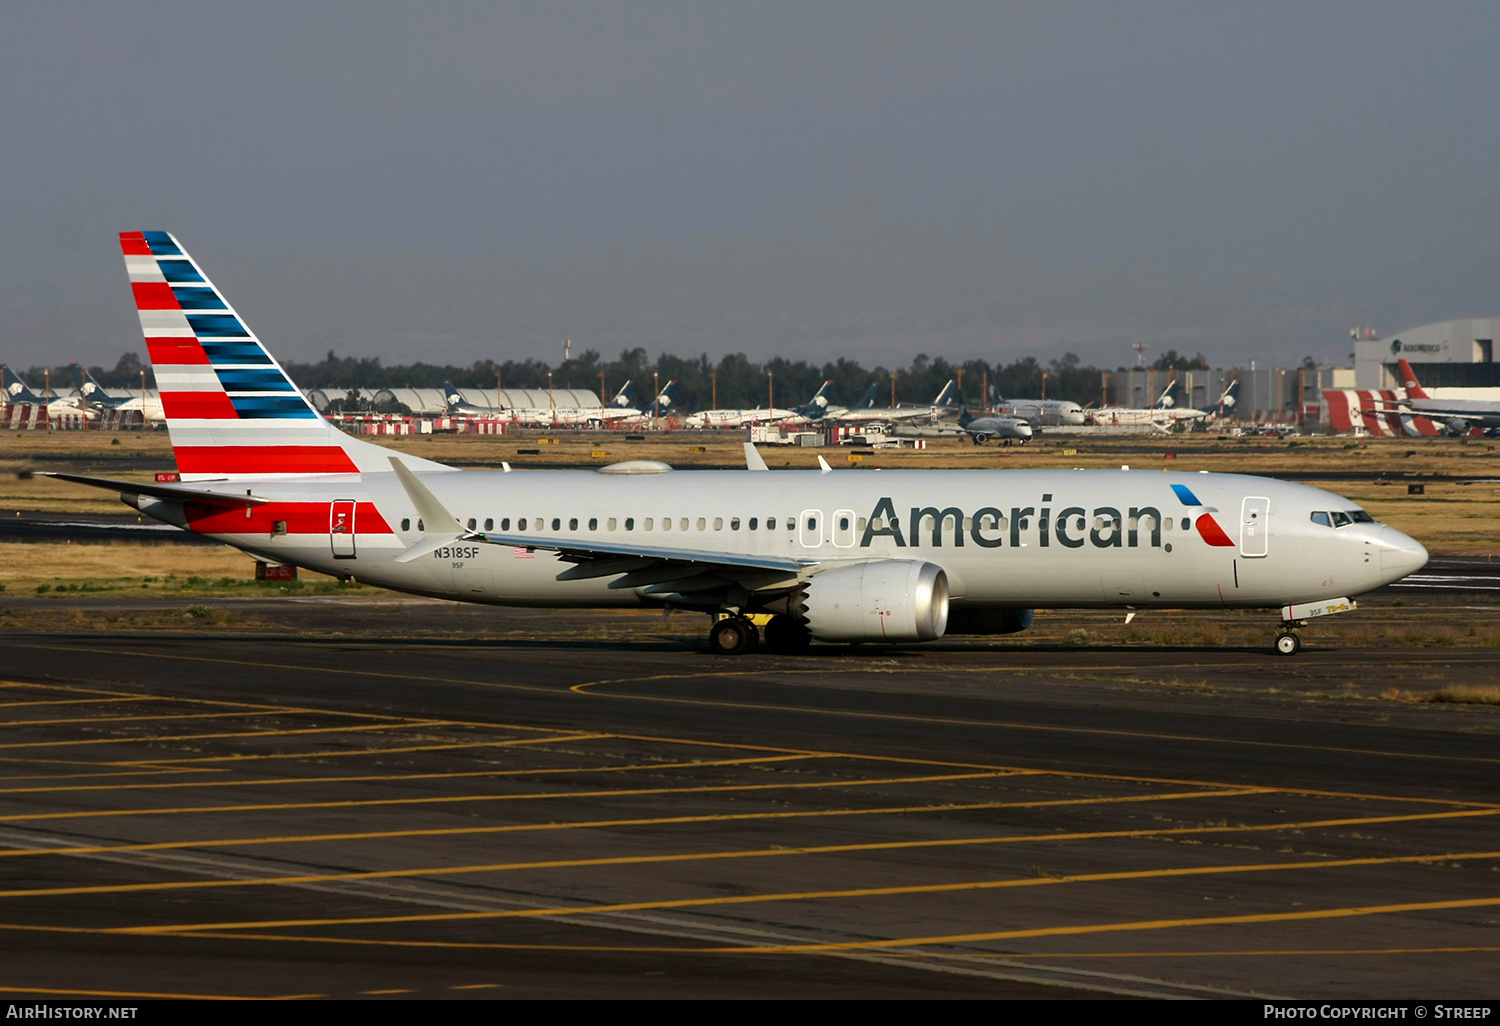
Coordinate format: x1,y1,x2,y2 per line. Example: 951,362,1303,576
161,467,1426,615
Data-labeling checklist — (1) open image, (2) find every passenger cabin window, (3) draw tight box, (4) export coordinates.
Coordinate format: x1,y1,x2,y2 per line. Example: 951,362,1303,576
697,518,706,531
569,518,578,531
484,518,493,532
1181,517,1191,530
625,518,634,530
467,518,476,530
401,518,410,531
501,518,511,531
767,517,777,530
679,518,688,531
730,518,740,530
518,518,527,530
644,517,653,530
588,518,598,531
749,518,758,530
713,517,724,530
1311,511,1332,527
552,518,561,531
608,518,617,530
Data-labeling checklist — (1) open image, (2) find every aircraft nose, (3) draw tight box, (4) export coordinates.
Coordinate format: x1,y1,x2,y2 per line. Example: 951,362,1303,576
1019,423,1033,437
1378,526,1428,584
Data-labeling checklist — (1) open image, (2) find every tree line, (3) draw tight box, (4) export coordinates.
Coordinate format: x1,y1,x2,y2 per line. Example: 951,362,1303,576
19,348,1212,411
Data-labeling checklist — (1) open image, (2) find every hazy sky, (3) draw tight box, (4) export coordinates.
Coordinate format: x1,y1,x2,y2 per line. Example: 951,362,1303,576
4,2,1497,371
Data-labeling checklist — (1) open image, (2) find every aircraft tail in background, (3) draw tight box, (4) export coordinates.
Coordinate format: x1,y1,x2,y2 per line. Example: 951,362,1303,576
1397,359,1431,399
0,365,44,404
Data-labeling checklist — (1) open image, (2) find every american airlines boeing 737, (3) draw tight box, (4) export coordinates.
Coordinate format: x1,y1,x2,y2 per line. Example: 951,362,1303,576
42,233,1429,657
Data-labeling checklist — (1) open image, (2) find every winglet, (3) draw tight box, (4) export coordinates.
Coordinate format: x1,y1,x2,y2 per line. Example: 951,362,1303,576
817,455,832,474
743,442,769,472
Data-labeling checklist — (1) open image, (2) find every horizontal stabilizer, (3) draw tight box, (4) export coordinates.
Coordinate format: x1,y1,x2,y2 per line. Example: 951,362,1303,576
31,471,269,509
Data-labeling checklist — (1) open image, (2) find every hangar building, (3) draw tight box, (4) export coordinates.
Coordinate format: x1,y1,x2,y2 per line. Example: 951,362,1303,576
1355,318,1500,391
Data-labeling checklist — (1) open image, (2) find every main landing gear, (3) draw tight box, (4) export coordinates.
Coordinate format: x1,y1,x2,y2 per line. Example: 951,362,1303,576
708,613,811,655
709,615,758,655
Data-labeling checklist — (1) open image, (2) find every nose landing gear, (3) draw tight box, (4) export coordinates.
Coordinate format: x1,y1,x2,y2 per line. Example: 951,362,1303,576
1272,599,1355,656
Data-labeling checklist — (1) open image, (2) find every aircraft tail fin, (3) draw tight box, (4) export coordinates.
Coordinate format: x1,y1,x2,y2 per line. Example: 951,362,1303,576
0,365,42,405
610,380,634,408
654,379,678,411
120,231,452,481
795,380,834,420
855,382,878,409
932,379,958,407
1397,359,1430,399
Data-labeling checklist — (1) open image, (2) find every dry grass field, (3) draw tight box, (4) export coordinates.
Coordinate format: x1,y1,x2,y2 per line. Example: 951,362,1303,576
0,427,1497,601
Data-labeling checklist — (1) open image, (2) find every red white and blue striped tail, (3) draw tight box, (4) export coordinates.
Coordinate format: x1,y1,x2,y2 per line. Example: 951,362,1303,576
120,231,448,481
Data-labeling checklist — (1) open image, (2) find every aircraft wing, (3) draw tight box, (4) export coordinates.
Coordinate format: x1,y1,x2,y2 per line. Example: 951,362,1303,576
29,471,269,509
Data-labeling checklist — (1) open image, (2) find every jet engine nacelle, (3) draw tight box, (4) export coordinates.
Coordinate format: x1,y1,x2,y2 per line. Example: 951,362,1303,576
800,560,949,643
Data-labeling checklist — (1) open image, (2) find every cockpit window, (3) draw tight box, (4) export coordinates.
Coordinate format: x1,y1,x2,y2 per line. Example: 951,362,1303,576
1331,511,1353,528
1310,511,1332,527
1348,510,1375,523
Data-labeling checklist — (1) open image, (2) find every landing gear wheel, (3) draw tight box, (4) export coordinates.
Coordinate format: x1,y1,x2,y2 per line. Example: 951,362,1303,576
763,614,812,654
709,616,758,655
1275,632,1301,656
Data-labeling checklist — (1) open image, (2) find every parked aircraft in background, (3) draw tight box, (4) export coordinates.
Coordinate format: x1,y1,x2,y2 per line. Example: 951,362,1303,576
681,382,822,429
991,390,1087,427
600,380,681,426
1090,379,1204,428
783,381,839,425
826,380,961,424
1,365,96,421
1376,360,1500,435
42,231,1430,662
1198,379,1240,420
69,362,165,425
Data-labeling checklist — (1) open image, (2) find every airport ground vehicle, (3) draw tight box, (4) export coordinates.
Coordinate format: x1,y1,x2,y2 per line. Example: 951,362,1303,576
43,232,1429,656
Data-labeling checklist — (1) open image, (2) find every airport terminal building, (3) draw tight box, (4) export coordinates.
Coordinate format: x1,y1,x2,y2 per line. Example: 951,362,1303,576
1355,318,1500,393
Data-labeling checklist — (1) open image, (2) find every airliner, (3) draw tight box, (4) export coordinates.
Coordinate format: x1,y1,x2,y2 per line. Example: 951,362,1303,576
828,380,961,425
42,232,1429,658
1375,360,1500,434
682,381,828,429
953,405,1033,445
1090,379,1206,427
